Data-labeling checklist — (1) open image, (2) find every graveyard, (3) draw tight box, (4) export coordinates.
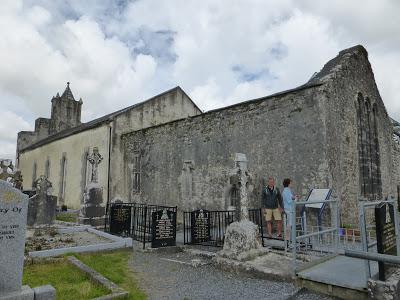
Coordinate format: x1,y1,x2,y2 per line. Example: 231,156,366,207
2,153,400,300
1,4,400,299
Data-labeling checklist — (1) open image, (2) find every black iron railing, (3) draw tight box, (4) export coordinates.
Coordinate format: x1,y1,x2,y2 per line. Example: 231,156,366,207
106,202,177,249
183,210,235,247
184,208,265,247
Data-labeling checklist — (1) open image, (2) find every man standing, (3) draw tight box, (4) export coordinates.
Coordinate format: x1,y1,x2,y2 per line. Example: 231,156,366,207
261,177,283,238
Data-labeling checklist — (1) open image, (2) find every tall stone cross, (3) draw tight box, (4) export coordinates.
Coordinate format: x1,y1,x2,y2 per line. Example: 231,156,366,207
34,175,52,196
234,153,252,221
87,147,103,183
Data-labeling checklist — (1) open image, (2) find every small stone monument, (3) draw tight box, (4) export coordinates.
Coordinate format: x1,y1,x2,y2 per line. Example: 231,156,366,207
0,180,56,300
0,160,23,190
218,153,263,261
27,175,57,226
80,147,106,226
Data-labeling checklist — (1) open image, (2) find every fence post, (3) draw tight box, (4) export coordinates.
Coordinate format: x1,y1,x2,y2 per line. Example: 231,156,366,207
392,198,400,257
143,206,147,250
359,200,371,283
335,200,340,254
259,208,265,247
292,202,297,275
183,211,186,245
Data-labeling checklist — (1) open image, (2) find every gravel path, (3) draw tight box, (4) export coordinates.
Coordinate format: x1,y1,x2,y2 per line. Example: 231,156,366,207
129,249,336,300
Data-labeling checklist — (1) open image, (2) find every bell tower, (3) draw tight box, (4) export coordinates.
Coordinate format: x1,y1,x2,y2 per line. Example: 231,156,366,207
50,82,83,134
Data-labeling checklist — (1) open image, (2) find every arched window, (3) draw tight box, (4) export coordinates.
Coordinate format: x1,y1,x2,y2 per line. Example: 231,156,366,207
230,186,240,207
356,94,382,200
59,154,67,205
45,158,51,178
32,162,37,189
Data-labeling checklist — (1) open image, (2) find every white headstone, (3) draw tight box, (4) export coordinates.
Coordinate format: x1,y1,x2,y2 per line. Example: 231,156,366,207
0,180,29,295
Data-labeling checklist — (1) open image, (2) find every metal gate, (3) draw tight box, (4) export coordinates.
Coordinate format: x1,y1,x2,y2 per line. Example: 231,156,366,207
106,202,177,249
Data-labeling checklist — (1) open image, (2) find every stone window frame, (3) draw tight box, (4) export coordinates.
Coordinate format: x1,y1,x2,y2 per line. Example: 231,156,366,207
44,157,51,178
59,153,67,204
132,151,141,193
356,93,382,200
32,161,37,188
230,185,240,207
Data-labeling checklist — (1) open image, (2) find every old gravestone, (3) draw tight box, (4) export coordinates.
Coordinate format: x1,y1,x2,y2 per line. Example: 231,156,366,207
27,175,57,226
375,202,397,281
191,209,211,244
109,204,131,236
151,208,177,248
80,147,106,226
0,180,32,298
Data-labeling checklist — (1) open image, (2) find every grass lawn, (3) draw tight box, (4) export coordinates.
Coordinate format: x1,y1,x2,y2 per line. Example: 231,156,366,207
23,260,110,300
23,250,146,300
74,250,147,300
56,212,78,223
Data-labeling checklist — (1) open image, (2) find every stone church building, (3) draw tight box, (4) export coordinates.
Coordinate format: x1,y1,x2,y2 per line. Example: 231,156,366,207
17,45,400,225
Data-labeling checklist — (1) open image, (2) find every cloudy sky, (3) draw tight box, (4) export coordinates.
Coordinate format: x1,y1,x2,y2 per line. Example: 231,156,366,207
1,0,399,159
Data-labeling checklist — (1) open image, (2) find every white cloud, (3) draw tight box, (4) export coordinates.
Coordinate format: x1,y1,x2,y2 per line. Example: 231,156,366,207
0,0,399,159
0,110,31,159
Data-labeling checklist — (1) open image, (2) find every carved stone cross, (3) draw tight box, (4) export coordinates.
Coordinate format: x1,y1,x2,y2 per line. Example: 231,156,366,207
34,175,52,195
0,160,13,181
87,147,103,183
231,153,253,221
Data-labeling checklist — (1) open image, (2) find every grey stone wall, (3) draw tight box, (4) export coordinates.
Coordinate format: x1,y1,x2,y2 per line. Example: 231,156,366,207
121,45,397,226
109,87,202,202
393,141,400,200
122,84,329,212
313,46,396,224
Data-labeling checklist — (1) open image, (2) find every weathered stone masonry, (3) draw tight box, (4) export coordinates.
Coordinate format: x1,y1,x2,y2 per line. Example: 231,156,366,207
122,46,399,225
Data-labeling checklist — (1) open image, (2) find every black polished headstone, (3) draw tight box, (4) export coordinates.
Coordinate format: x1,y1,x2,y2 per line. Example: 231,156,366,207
151,209,176,248
109,205,131,236
191,209,211,244
375,202,397,281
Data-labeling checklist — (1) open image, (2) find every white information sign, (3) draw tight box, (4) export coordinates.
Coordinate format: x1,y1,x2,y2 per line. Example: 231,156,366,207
305,188,332,209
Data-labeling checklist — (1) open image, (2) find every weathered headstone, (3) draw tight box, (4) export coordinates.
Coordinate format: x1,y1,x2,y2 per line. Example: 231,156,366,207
109,204,131,236
375,202,397,280
27,176,57,226
80,147,106,226
0,160,23,190
191,209,211,244
0,180,33,298
151,209,176,248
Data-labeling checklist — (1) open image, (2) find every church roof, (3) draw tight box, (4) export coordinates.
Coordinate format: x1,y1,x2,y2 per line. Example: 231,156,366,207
20,86,201,152
20,45,377,153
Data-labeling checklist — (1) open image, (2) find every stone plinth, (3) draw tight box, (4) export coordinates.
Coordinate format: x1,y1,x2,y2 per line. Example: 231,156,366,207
218,220,263,261
27,195,57,226
79,182,105,227
0,286,34,300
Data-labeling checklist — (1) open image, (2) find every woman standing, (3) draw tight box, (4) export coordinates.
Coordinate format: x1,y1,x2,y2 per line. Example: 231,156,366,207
282,178,298,241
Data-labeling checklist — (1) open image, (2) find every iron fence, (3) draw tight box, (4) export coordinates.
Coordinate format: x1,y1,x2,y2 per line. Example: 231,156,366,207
105,202,177,249
183,208,265,247
183,209,235,247
290,199,340,274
